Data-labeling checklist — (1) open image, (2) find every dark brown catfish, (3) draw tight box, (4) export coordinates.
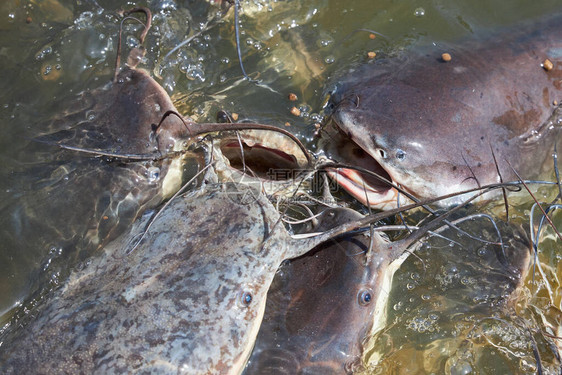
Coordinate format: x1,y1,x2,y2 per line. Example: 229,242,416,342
324,14,562,209
0,9,189,317
244,207,415,374
244,205,540,374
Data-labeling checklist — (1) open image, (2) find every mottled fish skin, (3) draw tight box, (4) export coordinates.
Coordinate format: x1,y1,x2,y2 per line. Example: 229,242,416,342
324,14,562,209
0,184,344,374
244,207,407,374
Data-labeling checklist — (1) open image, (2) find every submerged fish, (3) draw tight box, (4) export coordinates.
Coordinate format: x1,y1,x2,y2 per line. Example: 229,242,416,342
323,14,562,209
0,8,188,317
0,179,402,374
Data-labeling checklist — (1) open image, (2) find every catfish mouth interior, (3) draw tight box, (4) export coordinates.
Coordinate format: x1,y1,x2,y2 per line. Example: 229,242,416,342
323,122,397,206
219,131,308,181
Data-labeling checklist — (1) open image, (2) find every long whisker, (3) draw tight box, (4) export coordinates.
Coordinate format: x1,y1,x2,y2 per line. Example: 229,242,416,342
461,153,481,188
114,7,152,82
553,143,562,203
152,110,193,136
320,161,517,245
490,143,509,221
508,161,562,243
38,141,186,161
396,186,412,233
234,0,254,82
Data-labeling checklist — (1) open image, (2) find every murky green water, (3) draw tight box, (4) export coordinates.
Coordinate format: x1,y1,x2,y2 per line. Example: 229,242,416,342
0,0,561,373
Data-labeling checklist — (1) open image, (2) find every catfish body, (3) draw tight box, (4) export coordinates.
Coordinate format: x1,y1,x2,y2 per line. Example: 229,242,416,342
325,14,562,209
0,184,356,374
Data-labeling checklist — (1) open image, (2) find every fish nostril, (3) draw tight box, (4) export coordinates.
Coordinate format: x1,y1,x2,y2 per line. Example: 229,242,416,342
378,149,387,159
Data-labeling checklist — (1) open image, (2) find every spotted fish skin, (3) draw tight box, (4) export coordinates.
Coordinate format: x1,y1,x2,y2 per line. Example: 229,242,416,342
0,184,318,374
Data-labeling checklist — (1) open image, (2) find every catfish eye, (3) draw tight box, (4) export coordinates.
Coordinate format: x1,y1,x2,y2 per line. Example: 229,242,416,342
239,291,253,307
358,289,373,306
396,149,406,160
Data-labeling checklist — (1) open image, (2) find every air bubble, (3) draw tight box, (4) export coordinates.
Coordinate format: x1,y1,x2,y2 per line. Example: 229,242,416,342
414,8,425,17
85,110,96,121
186,65,205,82
147,167,161,182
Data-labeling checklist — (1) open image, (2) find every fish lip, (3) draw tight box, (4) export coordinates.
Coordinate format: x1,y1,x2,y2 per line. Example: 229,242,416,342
326,168,398,209
217,129,309,177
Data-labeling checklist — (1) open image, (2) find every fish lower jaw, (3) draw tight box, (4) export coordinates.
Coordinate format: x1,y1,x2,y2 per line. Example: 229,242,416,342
327,168,403,210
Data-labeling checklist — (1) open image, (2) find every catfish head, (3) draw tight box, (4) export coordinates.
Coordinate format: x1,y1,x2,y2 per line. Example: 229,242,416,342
245,206,414,374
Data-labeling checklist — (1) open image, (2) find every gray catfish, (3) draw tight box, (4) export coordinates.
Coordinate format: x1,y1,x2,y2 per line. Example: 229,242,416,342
0,8,189,317
0,181,397,374
0,6,312,318
324,14,562,209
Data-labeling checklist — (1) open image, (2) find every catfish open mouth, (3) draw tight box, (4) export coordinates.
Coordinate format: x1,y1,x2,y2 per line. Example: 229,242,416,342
220,139,305,179
213,129,311,195
322,125,404,209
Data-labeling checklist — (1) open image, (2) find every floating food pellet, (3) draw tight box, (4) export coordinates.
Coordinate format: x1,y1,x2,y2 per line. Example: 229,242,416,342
369,33,376,40
314,123,321,129
554,100,559,106
367,51,377,59
231,112,239,121
26,16,32,24
542,58,553,71
290,107,301,116
103,216,109,220
441,53,452,62
285,122,291,127
288,93,298,101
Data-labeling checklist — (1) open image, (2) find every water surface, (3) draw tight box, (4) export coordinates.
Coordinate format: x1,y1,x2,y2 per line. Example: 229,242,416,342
0,0,561,373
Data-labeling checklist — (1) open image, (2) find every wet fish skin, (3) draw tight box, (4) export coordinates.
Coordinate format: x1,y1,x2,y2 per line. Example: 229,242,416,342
0,184,344,374
326,14,562,208
37,65,189,158
245,207,404,374
0,64,189,317
245,205,538,373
